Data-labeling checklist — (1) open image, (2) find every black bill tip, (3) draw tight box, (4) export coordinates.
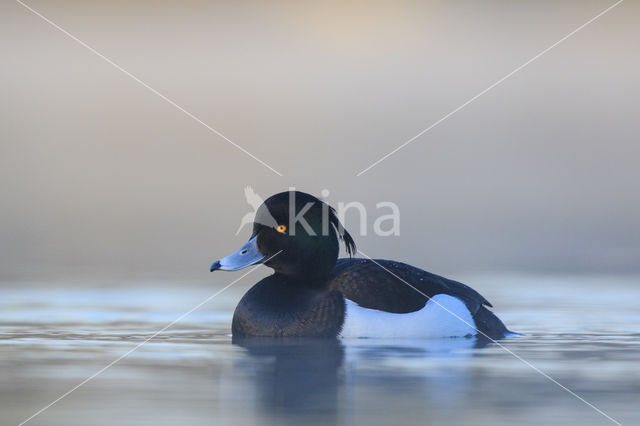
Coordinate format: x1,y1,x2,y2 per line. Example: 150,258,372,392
210,260,221,272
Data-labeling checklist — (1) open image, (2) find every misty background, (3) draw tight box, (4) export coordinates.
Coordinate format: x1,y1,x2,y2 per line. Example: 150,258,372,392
1,0,638,285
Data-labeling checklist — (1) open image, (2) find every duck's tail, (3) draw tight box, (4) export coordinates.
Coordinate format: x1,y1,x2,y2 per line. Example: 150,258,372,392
473,306,519,340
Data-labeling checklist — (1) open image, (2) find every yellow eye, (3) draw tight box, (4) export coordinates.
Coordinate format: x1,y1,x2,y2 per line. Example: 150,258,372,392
276,224,287,233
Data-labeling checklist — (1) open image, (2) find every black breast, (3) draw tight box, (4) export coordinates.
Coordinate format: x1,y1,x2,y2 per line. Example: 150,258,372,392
232,274,345,338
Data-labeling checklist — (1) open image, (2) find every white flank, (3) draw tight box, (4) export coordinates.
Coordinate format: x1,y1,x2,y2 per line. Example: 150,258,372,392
340,294,476,338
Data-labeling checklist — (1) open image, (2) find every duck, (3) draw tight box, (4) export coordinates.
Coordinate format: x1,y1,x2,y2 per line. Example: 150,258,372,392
210,191,513,339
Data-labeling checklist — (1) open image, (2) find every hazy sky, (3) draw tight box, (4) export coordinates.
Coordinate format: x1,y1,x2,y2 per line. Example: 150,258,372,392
1,0,639,283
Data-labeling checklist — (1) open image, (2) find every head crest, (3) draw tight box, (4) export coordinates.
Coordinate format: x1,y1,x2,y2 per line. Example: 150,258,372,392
328,205,356,257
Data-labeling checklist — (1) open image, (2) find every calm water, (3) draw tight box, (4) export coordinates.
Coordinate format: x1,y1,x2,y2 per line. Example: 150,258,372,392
1,275,639,425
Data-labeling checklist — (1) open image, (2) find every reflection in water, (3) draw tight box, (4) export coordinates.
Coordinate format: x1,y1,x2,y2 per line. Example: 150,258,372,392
233,336,344,421
232,335,487,423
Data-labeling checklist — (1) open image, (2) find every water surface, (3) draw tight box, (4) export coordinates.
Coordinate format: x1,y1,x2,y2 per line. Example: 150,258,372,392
1,275,639,425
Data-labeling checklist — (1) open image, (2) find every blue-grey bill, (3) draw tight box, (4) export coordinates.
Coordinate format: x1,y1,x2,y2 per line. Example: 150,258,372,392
210,234,265,271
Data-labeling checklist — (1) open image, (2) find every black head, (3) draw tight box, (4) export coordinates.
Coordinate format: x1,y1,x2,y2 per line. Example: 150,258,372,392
210,191,355,281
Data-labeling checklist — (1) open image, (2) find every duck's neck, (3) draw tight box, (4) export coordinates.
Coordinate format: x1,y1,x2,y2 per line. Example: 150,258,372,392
274,259,335,288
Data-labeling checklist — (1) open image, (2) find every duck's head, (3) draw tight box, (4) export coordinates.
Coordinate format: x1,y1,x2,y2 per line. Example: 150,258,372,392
210,191,355,280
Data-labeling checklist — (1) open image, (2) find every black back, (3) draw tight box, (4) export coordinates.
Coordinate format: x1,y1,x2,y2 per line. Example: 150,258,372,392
327,258,510,339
